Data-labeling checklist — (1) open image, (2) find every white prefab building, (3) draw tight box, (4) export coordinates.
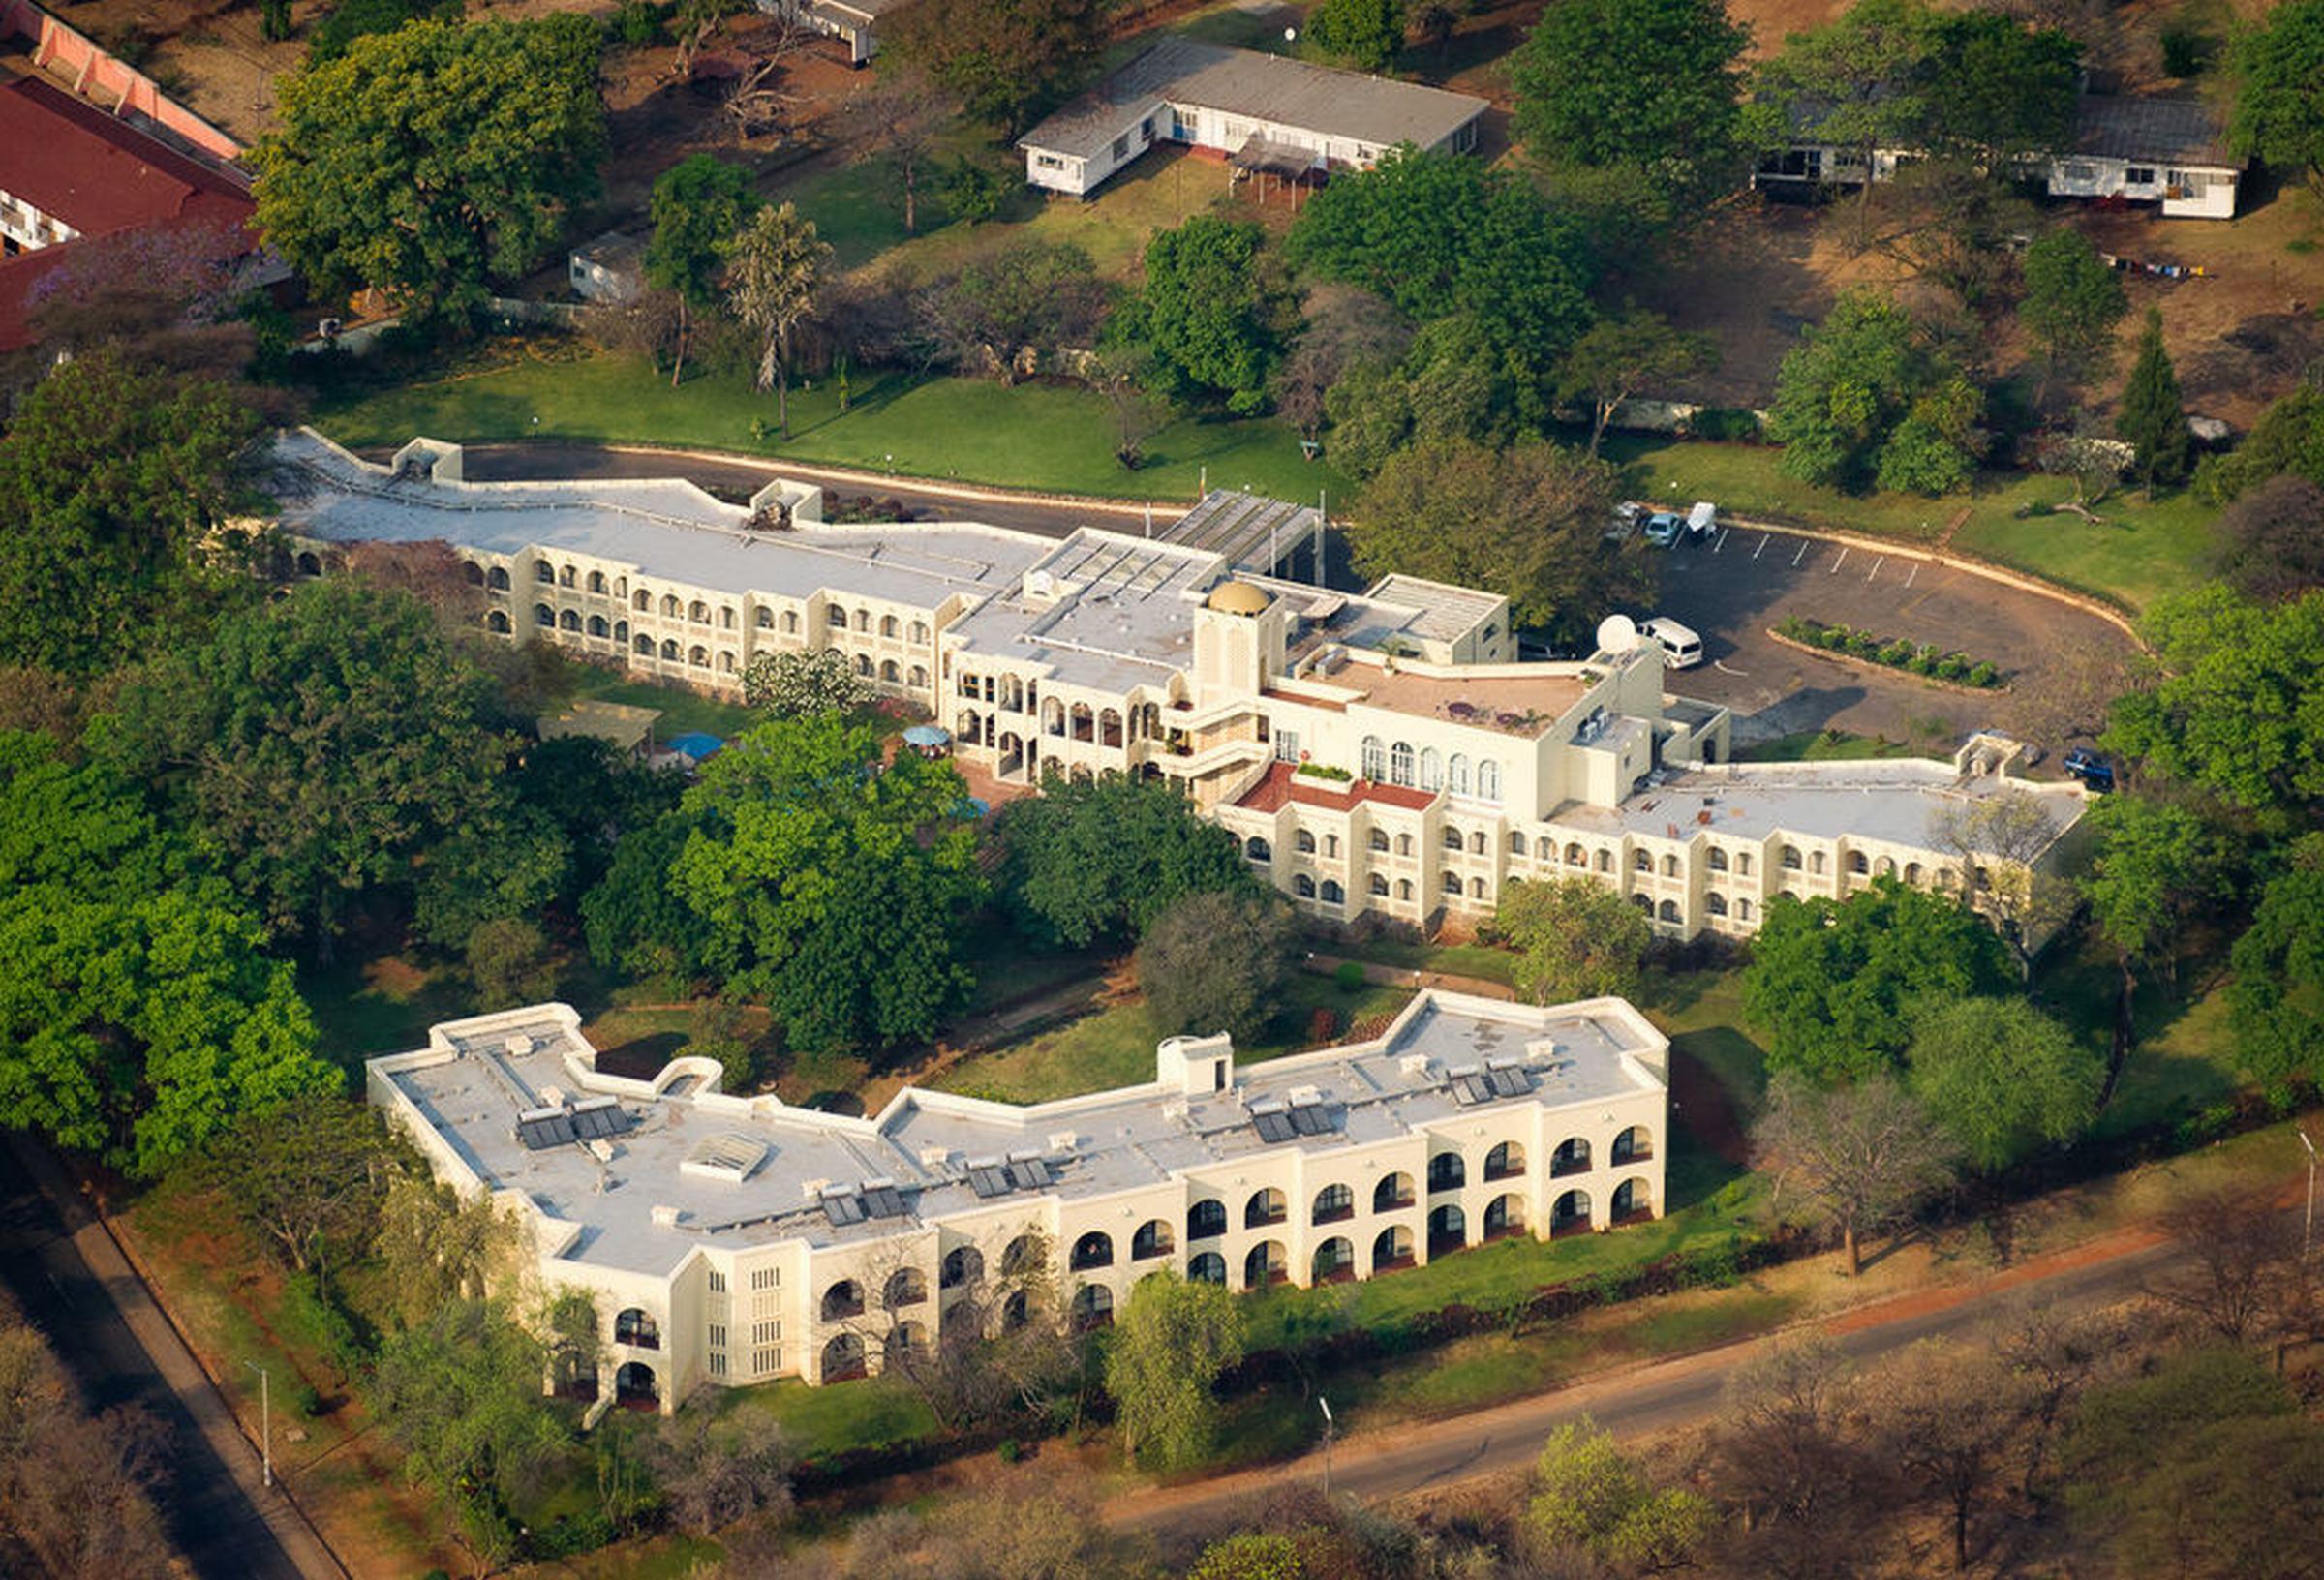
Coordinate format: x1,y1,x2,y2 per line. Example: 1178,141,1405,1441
2043,94,2242,219
369,994,1670,1411
1016,38,1488,198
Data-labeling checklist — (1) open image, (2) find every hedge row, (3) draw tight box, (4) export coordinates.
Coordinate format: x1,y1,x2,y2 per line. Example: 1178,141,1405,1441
1777,616,2003,688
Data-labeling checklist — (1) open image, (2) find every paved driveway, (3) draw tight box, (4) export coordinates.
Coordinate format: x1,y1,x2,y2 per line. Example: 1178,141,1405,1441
1642,526,2137,755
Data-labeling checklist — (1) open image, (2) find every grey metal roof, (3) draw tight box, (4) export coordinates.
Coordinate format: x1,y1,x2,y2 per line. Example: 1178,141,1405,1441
380,992,1662,1277
268,429,1050,613
2070,94,2239,169
1019,38,1487,162
1365,575,1502,643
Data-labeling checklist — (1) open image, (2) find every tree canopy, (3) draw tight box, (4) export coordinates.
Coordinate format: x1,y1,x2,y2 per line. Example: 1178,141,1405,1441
2230,0,2324,194
2195,382,2324,505
1103,1271,1245,1470
1512,0,1750,196
1497,877,1655,1005
0,354,260,677
884,0,1106,134
2227,834,2324,1091
994,772,1253,949
2018,228,2127,393
2211,476,2324,605
1767,288,1981,494
2081,792,2232,981
1742,877,2014,1082
671,714,984,1049
1134,890,1297,1045
1108,216,1285,416
95,578,521,949
1303,0,1405,72
2116,308,2193,491
1753,1069,1959,1274
253,15,607,321
645,154,758,384
1345,437,1644,640
1905,996,2103,1170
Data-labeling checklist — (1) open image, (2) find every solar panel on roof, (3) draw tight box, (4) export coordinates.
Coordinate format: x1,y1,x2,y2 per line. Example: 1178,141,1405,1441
967,1165,1013,1200
861,1186,908,1219
1253,1111,1297,1142
1449,1067,1494,1106
516,1112,576,1149
1005,1159,1051,1190
1288,1104,1331,1136
822,1194,868,1227
569,1099,631,1139
1485,1067,1531,1098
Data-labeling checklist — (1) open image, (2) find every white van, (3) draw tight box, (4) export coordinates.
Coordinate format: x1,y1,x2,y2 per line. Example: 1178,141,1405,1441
1686,501,1719,537
1641,617,1703,669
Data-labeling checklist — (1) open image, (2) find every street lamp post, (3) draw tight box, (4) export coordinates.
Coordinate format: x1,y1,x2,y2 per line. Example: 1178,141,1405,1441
1318,1396,1334,1498
2300,1130,2317,1258
246,1361,272,1488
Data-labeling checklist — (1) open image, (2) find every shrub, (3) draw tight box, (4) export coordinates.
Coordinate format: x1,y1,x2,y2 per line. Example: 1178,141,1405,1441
1848,630,1881,658
2159,24,2212,76
1879,638,1915,666
611,0,663,44
1333,960,1367,994
292,1382,324,1418
1307,1007,1339,1043
1692,407,1763,442
1936,654,1971,682
1968,661,1999,687
997,1438,1024,1464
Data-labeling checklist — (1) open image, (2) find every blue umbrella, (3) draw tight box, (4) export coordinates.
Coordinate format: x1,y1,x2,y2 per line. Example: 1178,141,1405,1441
902,724,952,748
667,732,723,762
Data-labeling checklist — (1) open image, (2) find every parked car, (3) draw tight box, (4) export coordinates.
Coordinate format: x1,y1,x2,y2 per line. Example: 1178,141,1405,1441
1640,617,1703,669
1605,501,1646,543
1642,511,1684,547
1686,501,1719,537
2063,746,2115,792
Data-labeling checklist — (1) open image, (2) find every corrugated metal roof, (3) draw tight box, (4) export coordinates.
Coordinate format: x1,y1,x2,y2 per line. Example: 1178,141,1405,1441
2069,94,2240,169
1019,38,1486,162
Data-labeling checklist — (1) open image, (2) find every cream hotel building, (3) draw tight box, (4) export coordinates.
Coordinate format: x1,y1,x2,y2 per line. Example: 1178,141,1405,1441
274,429,2087,947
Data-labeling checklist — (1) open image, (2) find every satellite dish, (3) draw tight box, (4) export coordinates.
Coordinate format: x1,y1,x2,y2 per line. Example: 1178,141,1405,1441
1284,25,1298,40
1596,614,1640,654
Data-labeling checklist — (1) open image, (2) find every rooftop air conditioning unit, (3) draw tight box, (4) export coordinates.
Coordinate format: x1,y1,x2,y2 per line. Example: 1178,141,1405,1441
1047,1131,1079,1153
506,1034,535,1057
651,1204,684,1228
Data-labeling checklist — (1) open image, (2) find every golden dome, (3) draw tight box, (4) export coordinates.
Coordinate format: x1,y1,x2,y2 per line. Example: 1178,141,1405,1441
1206,581,1271,616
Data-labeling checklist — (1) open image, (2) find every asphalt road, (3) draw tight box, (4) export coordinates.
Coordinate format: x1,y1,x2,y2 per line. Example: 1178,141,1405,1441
1643,524,2136,751
1102,1228,2181,1541
0,1138,335,1580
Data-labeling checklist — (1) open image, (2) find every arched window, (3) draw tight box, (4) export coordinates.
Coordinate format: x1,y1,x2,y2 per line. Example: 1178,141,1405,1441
1444,827,1464,851
881,660,900,683
485,565,511,592
587,615,608,638
634,634,653,654
1325,834,1339,858
689,646,710,668
1658,854,1676,877
1442,872,1461,895
1597,849,1614,873
1471,831,1486,855
662,594,683,617
1390,742,1415,787
1375,1172,1414,1210
1069,1231,1113,1271
1812,850,1828,875
820,1334,865,1381
1244,1188,1286,1229
1552,1137,1590,1176
820,1281,865,1321
1782,845,1803,870
487,610,511,634
1397,834,1414,857
941,1246,983,1289
754,607,774,629
1566,842,1587,866
1905,862,1925,885
909,666,928,687
1485,1141,1525,1180
1707,893,1728,916
1634,850,1652,872
1511,832,1527,856
884,1268,926,1308
1478,761,1501,803
1245,836,1272,862
1612,1126,1653,1164
1737,852,1754,875
1070,1285,1115,1330
1708,847,1729,872
887,1322,929,1364
1188,1252,1227,1285
1552,1190,1593,1234
881,614,900,638
1631,893,1652,912
1372,1225,1414,1272
559,610,581,632
910,621,930,644
1313,1183,1354,1223
1427,1152,1465,1192
1001,1235,1041,1277
1849,850,1870,874
854,608,872,631
720,606,736,629
1448,754,1471,796
1296,830,1317,854
588,570,607,593
1001,1291,1029,1331
462,562,485,587
614,1308,659,1348
632,589,651,611
1419,748,1442,791
533,603,555,627
1612,1178,1651,1221
1243,1241,1286,1289
1427,1203,1466,1253
1736,897,1754,921
1370,829,1391,852
558,564,576,587
1312,1236,1356,1283
1319,879,1344,904
783,611,800,634
615,620,628,643
1295,874,1317,898
1188,1200,1228,1240
1132,1220,1173,1260
1369,873,1390,896
826,606,847,627
1483,1193,1527,1240
1397,879,1414,900
1658,898,1680,922
1469,876,1486,898
535,561,555,583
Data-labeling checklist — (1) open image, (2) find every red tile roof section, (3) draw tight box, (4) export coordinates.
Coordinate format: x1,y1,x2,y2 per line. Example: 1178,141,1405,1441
1235,761,1438,815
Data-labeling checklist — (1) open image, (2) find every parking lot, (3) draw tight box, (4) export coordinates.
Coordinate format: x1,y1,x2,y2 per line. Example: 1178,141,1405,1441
1642,523,2139,759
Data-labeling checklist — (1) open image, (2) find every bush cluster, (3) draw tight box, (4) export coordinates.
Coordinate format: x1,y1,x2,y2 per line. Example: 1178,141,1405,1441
1776,615,2002,687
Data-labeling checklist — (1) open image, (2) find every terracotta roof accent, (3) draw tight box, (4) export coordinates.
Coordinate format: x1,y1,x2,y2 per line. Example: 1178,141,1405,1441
1235,761,1438,815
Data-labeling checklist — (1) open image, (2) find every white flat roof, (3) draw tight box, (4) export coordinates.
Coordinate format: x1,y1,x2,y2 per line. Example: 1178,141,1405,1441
373,992,1667,1279
1560,759,2087,853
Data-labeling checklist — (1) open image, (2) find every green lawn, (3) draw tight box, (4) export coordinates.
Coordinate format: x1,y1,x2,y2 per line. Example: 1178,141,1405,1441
300,955,472,1067
726,1372,939,1461
547,656,761,741
1606,434,2215,613
1734,728,1916,764
316,349,1350,505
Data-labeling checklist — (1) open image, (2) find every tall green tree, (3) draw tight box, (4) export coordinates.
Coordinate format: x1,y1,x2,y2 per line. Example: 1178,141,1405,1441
1103,1272,1245,1470
2081,793,2232,986
2101,587,2324,825
1288,148,1597,417
725,202,831,438
2227,834,2324,1092
1554,310,1721,455
670,714,983,1049
884,0,1107,134
1749,0,1936,232
1767,288,1979,493
1905,996,2103,1170
1345,437,1644,640
644,154,758,386
2018,228,2127,397
1512,0,1750,200
253,15,607,321
1916,9,2079,167
1304,0,1405,71
2231,0,2324,196
2195,383,2324,505
2116,307,2193,492
0,354,259,676
994,773,1252,949
1741,877,2013,1083
1134,890,1297,1045
1497,877,1655,1005
583,811,715,986
1526,1418,1714,1572
95,579,520,949
187,1093,399,1289
1108,216,1284,416
1753,1069,1959,1274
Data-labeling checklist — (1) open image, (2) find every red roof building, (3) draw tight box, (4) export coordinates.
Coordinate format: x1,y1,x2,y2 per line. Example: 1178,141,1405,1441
0,73,260,349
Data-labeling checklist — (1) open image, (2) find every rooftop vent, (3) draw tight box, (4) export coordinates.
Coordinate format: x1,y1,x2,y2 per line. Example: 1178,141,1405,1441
1399,1053,1434,1077
682,1132,770,1184
1047,1130,1079,1153
651,1204,685,1228
917,1143,953,1170
506,1033,535,1057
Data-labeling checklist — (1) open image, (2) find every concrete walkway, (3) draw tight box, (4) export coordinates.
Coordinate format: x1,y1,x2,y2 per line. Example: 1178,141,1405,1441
3,1137,349,1580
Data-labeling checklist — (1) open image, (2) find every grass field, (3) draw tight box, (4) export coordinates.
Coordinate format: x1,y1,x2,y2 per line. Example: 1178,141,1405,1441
1606,433,2214,613
316,349,1349,505
1734,728,1917,763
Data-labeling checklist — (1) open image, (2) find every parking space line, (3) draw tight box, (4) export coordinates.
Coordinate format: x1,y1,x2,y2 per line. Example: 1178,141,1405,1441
1867,556,1883,581
1790,539,1809,567
1754,534,1770,560
1830,547,1850,574
1713,529,1728,553
1903,562,1919,589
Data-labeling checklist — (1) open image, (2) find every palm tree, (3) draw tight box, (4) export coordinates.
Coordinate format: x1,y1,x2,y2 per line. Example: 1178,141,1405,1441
724,201,831,439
